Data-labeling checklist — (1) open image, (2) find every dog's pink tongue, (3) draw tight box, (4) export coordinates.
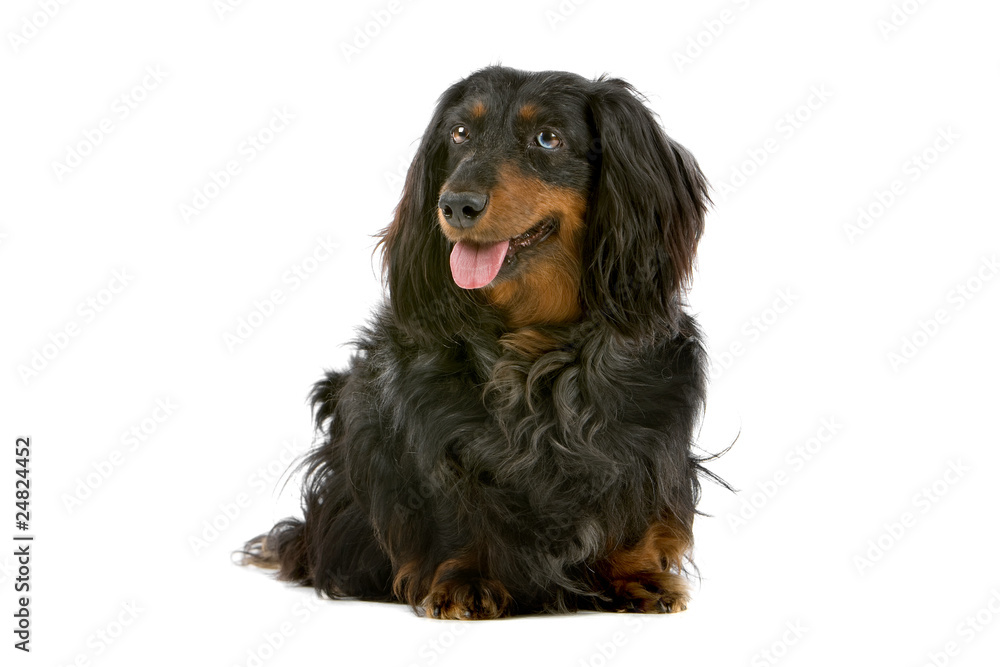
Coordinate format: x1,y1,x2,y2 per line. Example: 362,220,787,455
449,240,509,289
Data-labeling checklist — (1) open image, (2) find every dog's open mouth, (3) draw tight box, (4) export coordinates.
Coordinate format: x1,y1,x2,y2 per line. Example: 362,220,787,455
506,217,557,259
449,217,558,290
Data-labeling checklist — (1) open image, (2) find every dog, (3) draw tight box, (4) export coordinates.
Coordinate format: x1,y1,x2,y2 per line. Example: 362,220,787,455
241,65,719,619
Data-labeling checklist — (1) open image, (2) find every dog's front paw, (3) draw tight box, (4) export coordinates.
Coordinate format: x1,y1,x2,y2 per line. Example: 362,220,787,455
608,571,689,614
421,575,512,620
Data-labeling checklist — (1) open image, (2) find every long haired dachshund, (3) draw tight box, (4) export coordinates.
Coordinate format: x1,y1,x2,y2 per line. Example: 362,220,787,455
241,65,718,619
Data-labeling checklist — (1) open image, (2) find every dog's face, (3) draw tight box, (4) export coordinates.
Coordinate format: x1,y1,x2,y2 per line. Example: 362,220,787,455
382,66,709,341
434,72,596,325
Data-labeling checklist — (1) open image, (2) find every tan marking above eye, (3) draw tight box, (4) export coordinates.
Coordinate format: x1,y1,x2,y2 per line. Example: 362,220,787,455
518,104,538,122
471,101,487,118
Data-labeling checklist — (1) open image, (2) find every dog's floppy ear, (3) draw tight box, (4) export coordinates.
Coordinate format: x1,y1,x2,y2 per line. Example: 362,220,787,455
377,81,481,344
583,77,709,338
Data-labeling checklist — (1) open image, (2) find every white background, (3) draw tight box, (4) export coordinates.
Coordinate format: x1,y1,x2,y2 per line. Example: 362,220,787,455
2,0,999,665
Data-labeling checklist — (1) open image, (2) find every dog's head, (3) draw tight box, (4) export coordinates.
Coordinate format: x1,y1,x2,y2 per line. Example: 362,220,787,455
380,66,709,344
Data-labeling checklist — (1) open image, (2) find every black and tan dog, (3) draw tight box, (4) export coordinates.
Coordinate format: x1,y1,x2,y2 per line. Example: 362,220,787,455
242,65,719,619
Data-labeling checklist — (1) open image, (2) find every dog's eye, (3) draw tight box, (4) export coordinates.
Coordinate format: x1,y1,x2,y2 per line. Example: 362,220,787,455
535,130,562,150
451,125,470,144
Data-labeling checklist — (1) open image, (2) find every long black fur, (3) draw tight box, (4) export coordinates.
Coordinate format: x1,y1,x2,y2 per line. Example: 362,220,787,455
241,66,717,616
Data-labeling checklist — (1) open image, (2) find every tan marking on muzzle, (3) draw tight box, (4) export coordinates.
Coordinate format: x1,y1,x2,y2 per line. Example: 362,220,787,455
438,164,588,329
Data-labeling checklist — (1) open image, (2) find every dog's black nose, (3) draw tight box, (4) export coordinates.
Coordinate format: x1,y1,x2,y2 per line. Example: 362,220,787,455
439,191,488,229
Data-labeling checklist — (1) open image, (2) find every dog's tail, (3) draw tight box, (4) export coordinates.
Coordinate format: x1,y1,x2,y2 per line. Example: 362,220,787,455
237,518,313,585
